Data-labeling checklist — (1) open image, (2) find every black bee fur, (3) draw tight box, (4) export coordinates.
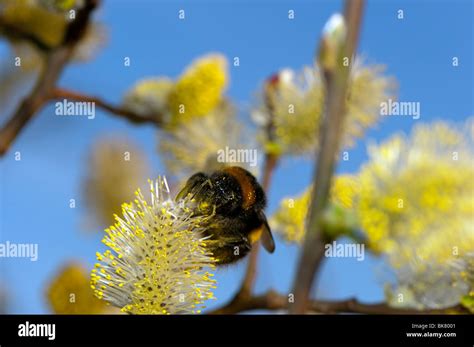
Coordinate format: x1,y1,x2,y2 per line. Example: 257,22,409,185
176,166,275,265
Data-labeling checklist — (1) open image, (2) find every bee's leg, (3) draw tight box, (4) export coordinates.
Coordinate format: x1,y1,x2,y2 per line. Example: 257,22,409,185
209,233,251,265
214,241,251,265
176,172,208,201
190,177,216,211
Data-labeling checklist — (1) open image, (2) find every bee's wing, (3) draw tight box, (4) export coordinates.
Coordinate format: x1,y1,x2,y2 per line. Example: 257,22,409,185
176,172,208,201
259,211,275,253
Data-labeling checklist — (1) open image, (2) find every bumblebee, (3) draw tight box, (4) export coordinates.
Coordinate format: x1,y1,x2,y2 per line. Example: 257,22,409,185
176,166,275,265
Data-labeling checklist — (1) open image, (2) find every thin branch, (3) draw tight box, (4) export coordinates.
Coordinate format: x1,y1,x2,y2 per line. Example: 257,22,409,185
0,50,68,155
49,88,164,126
239,153,278,293
238,241,259,298
235,76,281,295
0,0,98,156
209,290,469,315
206,75,281,314
206,152,279,314
289,0,366,313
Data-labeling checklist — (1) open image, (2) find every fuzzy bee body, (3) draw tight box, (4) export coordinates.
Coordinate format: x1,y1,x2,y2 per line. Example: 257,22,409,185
177,166,275,265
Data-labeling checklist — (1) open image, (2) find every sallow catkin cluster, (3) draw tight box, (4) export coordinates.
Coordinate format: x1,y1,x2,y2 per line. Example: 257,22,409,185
252,61,395,156
271,119,474,309
122,54,228,127
91,177,217,314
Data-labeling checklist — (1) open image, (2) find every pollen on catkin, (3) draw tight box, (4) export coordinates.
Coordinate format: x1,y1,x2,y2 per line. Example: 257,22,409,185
90,177,217,314
167,54,228,125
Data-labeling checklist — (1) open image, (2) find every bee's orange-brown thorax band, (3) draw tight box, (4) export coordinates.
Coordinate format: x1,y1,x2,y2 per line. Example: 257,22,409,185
223,167,256,210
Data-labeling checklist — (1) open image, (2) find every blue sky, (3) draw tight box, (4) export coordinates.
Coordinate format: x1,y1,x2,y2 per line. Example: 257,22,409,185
0,0,472,313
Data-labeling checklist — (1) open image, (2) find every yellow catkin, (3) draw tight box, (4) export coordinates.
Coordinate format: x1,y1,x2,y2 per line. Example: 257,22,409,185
47,262,107,314
167,54,228,125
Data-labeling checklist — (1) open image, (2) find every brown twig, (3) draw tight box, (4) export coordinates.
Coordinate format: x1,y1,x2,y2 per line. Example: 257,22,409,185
289,0,365,314
0,50,68,156
206,152,279,314
235,74,281,295
0,0,98,156
49,88,164,126
239,153,279,293
0,0,165,156
206,73,281,314
208,289,469,315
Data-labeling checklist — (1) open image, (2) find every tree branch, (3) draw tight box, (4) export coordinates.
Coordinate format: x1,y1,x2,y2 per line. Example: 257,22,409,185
206,73,281,314
0,0,98,156
206,152,279,314
239,152,278,292
49,88,164,126
289,0,365,314
209,290,469,315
